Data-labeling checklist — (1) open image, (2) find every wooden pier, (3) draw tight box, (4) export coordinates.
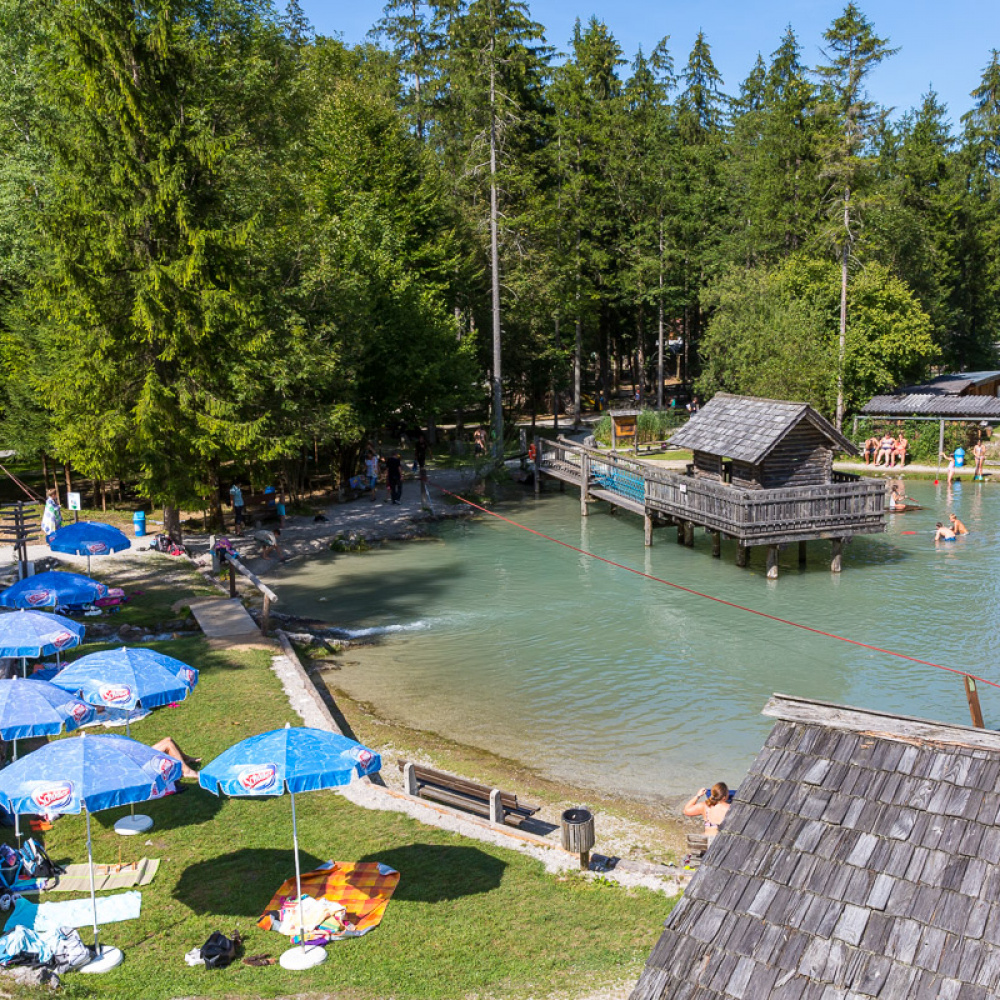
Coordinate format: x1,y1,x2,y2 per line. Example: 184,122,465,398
534,438,886,578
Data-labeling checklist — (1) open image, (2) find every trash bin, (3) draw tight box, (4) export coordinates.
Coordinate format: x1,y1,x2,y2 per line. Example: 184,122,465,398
561,808,595,870
954,447,966,468
132,510,146,538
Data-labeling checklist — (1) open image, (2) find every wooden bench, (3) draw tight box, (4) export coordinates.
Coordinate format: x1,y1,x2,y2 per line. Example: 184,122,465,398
397,760,540,826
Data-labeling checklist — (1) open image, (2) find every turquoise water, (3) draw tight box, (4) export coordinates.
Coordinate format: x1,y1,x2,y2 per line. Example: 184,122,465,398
275,479,999,802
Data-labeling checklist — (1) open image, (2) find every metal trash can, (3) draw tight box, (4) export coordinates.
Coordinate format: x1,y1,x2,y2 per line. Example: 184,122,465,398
132,510,146,538
561,807,595,870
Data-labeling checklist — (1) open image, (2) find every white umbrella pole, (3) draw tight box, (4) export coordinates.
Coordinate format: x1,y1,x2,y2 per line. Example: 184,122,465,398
12,739,18,842
291,789,307,949
86,806,99,951
20,658,26,679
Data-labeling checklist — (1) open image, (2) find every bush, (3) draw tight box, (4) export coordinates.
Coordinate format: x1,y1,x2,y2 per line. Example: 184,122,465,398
593,408,687,447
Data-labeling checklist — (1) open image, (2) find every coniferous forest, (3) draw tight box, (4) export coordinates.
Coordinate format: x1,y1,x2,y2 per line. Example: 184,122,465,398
1,0,999,522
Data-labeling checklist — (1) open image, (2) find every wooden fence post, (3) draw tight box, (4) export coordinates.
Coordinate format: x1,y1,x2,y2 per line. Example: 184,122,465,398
533,436,541,495
711,531,721,558
966,676,985,729
261,594,271,636
229,564,237,599
580,451,590,517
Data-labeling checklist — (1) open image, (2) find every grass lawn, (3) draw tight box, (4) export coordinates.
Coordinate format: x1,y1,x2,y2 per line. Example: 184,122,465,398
9,632,673,1000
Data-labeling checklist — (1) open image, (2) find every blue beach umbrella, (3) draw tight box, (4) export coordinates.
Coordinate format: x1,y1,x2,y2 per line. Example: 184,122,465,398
0,610,84,675
52,647,198,835
0,571,108,610
48,522,130,573
0,677,96,840
200,724,381,970
0,732,182,973
52,647,197,713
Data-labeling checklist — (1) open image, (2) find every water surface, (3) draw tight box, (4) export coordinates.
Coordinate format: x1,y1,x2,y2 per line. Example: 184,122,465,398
275,479,998,801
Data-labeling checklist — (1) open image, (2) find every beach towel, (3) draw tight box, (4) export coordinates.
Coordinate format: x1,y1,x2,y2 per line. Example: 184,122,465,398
46,858,159,893
8,890,142,933
258,862,399,943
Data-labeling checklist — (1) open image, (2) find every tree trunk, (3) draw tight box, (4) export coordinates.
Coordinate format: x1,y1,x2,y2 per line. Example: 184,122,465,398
835,186,850,432
163,505,182,543
636,310,646,407
657,221,665,410
573,316,582,428
208,461,224,531
63,464,72,502
488,41,503,458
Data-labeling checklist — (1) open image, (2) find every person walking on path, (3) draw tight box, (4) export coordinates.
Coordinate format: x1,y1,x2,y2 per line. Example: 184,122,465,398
364,448,380,503
229,482,246,536
414,433,431,474
385,451,403,505
41,488,62,541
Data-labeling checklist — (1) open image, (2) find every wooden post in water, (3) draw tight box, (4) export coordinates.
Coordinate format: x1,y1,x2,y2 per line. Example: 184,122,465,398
676,521,685,544
644,509,653,546
736,544,749,568
965,676,985,728
683,521,694,547
711,531,721,558
799,541,807,567
533,435,541,495
766,545,779,580
936,419,945,479
580,452,590,517
830,538,843,573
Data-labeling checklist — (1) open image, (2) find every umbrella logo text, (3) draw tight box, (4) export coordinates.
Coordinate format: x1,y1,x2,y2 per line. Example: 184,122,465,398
53,631,76,650
26,590,54,606
69,702,91,724
238,764,278,794
85,542,109,555
32,781,74,813
99,684,133,706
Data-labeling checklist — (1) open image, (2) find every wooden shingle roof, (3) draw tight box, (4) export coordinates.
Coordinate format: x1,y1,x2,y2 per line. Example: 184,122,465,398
667,394,857,463
861,394,1000,419
631,694,1000,1000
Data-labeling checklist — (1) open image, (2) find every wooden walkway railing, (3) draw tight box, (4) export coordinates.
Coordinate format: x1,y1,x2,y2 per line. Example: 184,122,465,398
535,438,886,577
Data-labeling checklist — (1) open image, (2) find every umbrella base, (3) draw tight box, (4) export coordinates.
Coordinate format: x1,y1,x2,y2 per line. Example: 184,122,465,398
80,945,124,973
279,944,327,970
114,814,153,836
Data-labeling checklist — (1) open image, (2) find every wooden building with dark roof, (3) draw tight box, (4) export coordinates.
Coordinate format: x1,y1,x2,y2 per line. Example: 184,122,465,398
631,694,1000,1000
667,395,857,492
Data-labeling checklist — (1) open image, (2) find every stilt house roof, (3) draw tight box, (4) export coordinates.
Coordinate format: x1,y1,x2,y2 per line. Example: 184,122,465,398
631,694,1000,1000
667,395,857,464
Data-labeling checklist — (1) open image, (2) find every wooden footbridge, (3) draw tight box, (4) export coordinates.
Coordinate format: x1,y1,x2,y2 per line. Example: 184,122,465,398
534,437,886,579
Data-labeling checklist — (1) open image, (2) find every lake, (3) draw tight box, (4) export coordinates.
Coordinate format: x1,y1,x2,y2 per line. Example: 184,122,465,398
274,478,997,802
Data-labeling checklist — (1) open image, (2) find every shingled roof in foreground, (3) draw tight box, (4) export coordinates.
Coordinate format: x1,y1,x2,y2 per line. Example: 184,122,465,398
631,694,1000,1000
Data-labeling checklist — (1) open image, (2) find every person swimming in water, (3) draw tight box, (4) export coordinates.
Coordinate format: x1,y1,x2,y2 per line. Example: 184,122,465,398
934,522,956,541
949,513,969,535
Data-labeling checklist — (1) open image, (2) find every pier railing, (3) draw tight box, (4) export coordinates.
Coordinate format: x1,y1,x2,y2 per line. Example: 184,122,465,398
537,438,886,544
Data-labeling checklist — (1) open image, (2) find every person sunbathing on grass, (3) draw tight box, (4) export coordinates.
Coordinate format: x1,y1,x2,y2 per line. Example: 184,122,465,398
152,737,200,779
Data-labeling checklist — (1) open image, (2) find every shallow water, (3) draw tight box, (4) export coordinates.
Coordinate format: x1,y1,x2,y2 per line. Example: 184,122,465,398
275,478,999,802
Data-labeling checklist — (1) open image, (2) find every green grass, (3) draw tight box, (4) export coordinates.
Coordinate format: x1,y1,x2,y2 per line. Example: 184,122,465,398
10,637,672,1000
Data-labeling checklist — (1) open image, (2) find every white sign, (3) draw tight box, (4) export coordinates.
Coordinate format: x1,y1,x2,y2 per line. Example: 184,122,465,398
67,492,81,511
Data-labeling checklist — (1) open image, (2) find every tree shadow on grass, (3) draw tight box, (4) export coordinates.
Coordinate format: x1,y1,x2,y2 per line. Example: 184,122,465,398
173,847,325,917
356,842,506,902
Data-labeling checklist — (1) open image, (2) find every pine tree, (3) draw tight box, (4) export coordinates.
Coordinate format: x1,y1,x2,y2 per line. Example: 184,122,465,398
815,3,897,428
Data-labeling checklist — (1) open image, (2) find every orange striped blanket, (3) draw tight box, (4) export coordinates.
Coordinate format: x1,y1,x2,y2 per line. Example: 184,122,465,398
258,862,399,943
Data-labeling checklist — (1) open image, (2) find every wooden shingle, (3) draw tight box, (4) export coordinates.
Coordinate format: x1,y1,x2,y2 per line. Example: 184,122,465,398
630,695,1000,1000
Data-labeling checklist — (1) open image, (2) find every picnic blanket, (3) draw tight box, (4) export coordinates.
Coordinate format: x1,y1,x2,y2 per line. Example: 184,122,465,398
46,858,159,893
258,862,399,944
8,891,142,934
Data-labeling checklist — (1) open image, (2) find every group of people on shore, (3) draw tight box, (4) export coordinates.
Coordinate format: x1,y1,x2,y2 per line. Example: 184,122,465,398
362,433,431,505
863,431,908,468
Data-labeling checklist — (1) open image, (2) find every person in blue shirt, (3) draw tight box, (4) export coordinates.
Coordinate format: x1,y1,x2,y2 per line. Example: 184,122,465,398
229,483,245,536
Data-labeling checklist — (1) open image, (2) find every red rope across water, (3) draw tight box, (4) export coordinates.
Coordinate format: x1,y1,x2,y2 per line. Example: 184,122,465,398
432,481,1000,692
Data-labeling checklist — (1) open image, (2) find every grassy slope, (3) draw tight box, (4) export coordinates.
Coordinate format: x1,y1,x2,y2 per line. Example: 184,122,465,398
10,631,672,1000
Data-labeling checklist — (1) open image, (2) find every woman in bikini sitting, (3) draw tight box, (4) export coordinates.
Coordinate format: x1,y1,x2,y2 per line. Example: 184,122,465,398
875,432,895,467
683,782,731,844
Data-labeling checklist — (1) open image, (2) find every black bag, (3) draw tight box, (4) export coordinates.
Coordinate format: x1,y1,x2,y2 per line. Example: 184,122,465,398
200,930,241,969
